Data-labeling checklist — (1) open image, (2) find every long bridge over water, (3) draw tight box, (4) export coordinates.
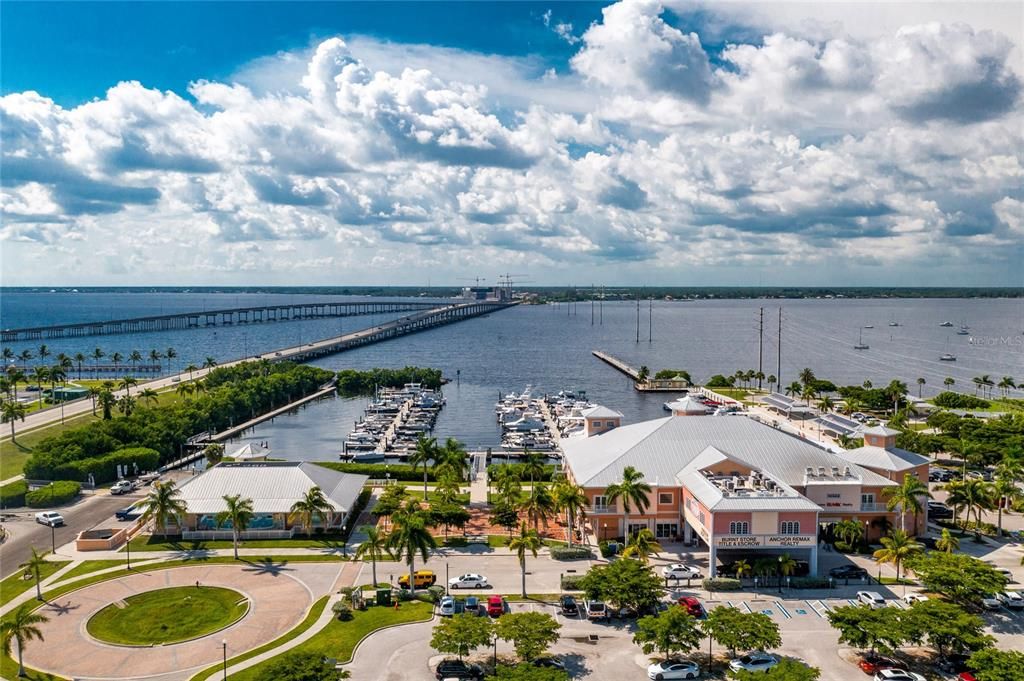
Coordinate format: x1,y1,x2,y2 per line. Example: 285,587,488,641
1,300,443,342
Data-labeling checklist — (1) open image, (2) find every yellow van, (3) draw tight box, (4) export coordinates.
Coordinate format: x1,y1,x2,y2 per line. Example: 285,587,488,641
397,570,436,588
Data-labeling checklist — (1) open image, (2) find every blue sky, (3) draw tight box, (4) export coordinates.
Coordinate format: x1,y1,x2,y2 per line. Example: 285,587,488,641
1,1,1022,286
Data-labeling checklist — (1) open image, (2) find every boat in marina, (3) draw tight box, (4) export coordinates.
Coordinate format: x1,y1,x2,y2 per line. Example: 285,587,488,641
854,329,869,350
863,325,874,329
940,321,954,327
957,325,970,335
341,383,445,460
940,353,957,362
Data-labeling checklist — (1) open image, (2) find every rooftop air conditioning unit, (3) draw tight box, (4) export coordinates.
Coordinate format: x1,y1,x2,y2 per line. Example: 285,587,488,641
817,466,826,476
765,480,776,490
725,481,735,491
831,466,840,477
843,466,852,477
805,466,815,476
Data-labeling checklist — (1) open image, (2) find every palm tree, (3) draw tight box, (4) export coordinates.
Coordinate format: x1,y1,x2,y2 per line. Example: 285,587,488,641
149,349,163,370
176,382,195,400
519,483,555,531
91,347,105,370
184,363,198,381
777,553,798,582
409,435,437,498
766,375,777,393
166,347,177,375
834,519,864,548
784,381,801,398
18,349,33,371
6,368,25,400
117,394,137,417
436,437,470,482
1,603,49,678
935,528,959,553
972,376,983,396
637,365,650,383
819,396,835,413
119,375,138,396
519,449,546,493
137,480,187,539
1,399,28,441
801,385,817,407
73,352,86,379
798,367,816,387
733,559,753,581
552,480,588,547
433,473,463,506
997,376,1016,397
110,351,124,374
991,472,1023,536
354,526,392,588
138,388,159,407
916,377,926,398
872,529,923,582
621,527,662,564
387,502,437,595
604,465,651,541
129,350,142,369
289,486,332,536
36,344,50,370
884,380,908,414
862,380,873,390
202,357,218,371
216,494,255,559
979,374,993,398
945,478,995,537
493,465,523,507
944,377,955,390
883,475,932,534
508,522,542,598
18,547,49,601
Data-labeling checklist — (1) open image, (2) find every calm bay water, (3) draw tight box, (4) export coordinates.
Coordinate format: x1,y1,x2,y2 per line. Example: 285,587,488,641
2,291,1022,459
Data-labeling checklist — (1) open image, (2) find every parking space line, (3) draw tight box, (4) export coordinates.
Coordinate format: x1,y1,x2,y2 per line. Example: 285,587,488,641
846,599,858,606
774,601,792,619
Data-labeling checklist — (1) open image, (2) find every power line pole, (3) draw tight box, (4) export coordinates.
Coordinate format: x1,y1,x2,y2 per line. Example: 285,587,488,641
776,307,783,392
600,286,603,325
758,307,764,389
591,285,595,325
649,296,653,343
635,294,640,343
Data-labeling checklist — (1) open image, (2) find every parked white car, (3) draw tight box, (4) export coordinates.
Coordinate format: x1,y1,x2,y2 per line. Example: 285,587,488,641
448,573,488,589
34,511,64,527
874,670,926,681
438,596,456,616
728,652,778,673
857,591,886,609
980,594,1002,610
647,659,701,680
110,480,135,495
902,593,928,605
662,563,702,580
997,591,1024,609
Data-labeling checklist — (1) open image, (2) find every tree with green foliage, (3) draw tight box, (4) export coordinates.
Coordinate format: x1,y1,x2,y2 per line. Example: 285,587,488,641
833,519,864,548
494,664,569,681
508,523,543,598
883,475,932,533
579,558,664,614
354,526,392,588
872,530,923,582
261,651,349,680
203,443,225,466
967,648,1024,681
905,551,1007,605
433,473,464,506
730,658,821,681
519,483,556,531
701,606,781,658
935,528,959,553
633,605,703,659
409,435,437,497
489,501,521,537
386,501,437,595
430,613,494,659
18,547,49,601
289,486,332,537
604,465,652,541
552,479,587,547
372,484,408,530
216,494,255,560
826,605,909,657
436,437,470,482
495,611,561,661
1,398,27,442
137,480,187,539
0,603,49,678
904,599,992,658
518,450,546,490
429,502,471,539
621,527,663,564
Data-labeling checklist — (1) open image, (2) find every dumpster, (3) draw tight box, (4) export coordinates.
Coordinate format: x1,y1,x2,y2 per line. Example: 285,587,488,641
376,588,392,606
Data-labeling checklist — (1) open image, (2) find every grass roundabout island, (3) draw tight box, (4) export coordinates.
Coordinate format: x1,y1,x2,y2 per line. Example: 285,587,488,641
86,586,249,646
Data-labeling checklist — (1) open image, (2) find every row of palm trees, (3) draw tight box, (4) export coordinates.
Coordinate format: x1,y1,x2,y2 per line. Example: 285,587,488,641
942,460,1024,537
2,346,180,379
972,375,1017,398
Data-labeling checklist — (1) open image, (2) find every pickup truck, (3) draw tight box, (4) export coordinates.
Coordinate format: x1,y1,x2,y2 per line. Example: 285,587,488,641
110,480,135,495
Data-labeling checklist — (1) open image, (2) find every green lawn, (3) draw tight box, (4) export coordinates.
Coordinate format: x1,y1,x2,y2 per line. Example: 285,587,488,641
87,586,248,645
57,560,129,583
404,489,471,504
126,533,350,552
228,601,433,680
0,651,66,681
0,560,71,606
485,535,565,548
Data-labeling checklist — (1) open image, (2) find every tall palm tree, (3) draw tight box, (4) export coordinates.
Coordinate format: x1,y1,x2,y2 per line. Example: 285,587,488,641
883,475,932,534
777,553,798,581
604,465,652,541
972,376,983,396
354,526,392,588
28,366,48,408
216,494,255,559
36,344,50,370
184,363,198,381
801,385,817,407
519,449,546,493
784,381,802,398
288,486,332,536
997,376,1016,397
437,437,469,482
18,349,33,371
916,377,926,397
119,375,138,396
621,527,662,564
819,395,835,413
1,604,49,678
945,478,995,537
117,394,137,417
91,347,105,370
991,472,1023,536
872,529,923,581
138,480,187,539
798,367,816,387
493,465,523,507
18,547,49,601
129,350,142,369
935,528,959,553
944,377,955,390
7,369,25,400
1,399,28,441
387,502,437,595
519,483,555,531
166,347,177,375
202,357,218,370
409,435,437,498
508,522,542,598
176,382,195,400
110,351,124,374
138,388,159,407
73,352,86,379
766,375,777,393
149,349,163,370
433,473,463,506
552,480,588,547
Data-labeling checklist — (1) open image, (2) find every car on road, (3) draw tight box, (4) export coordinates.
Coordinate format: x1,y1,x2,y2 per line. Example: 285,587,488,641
585,600,608,620
662,563,702,580
486,595,505,617
873,670,925,681
34,511,64,527
559,595,579,616
448,573,488,589
857,591,887,609
729,652,778,674
434,659,483,680
858,655,903,675
980,594,1002,610
110,480,135,495
398,570,436,589
532,657,566,671
439,596,456,616
902,593,928,605
927,503,953,519
114,507,139,521
647,659,701,680
997,591,1024,608
830,565,869,580
677,596,705,618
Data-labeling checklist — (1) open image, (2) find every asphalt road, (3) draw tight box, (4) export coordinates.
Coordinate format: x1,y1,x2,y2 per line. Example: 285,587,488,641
0,493,130,577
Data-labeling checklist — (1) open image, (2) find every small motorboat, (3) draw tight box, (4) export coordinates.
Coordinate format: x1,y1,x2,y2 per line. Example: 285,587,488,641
939,321,954,327
940,353,957,362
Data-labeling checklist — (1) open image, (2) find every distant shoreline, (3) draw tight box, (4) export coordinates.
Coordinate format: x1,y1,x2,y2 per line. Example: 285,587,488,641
0,286,1021,299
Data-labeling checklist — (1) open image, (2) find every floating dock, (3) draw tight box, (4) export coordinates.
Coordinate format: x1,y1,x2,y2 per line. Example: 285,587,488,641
591,350,691,392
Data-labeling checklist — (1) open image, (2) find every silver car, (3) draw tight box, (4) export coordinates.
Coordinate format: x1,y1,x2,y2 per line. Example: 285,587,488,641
647,659,701,680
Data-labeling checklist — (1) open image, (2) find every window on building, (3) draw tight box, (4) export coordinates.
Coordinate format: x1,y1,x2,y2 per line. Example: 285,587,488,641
593,495,607,509
729,521,750,535
592,421,602,428
655,523,679,539
780,521,800,535
659,492,673,504
861,493,874,506
698,511,705,526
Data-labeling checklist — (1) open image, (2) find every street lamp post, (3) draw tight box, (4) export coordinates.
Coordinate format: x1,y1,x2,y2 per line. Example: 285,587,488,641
222,639,227,680
493,635,498,669
446,562,450,595
126,531,132,570
50,523,56,554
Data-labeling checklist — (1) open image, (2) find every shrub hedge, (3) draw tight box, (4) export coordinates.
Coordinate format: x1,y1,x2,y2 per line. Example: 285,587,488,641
560,575,585,591
550,546,595,561
51,447,160,483
25,480,81,508
486,463,559,482
335,367,443,396
702,577,742,591
933,392,990,409
315,462,434,482
0,479,28,507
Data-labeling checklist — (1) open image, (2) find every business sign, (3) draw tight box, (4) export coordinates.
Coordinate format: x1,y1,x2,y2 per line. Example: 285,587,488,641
715,534,816,548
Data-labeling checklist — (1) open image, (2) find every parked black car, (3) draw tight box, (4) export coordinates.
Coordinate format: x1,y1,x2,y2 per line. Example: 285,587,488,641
927,503,953,519
435,660,483,680
828,565,868,579
559,595,579,616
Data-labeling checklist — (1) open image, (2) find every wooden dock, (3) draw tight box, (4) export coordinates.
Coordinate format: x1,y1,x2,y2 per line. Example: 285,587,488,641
591,350,692,392
592,350,639,379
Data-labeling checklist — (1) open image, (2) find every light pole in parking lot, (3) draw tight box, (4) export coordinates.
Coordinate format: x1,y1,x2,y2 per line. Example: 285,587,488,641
222,639,227,680
445,562,450,595
50,522,56,554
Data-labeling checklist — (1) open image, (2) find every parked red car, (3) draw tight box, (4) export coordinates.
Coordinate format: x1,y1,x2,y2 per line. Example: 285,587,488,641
486,595,505,617
857,655,903,675
677,596,705,618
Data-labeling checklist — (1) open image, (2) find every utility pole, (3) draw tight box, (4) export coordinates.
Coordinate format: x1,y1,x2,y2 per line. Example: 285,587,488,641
591,285,595,325
635,294,640,343
649,297,653,343
776,307,783,392
600,286,604,325
758,307,764,389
